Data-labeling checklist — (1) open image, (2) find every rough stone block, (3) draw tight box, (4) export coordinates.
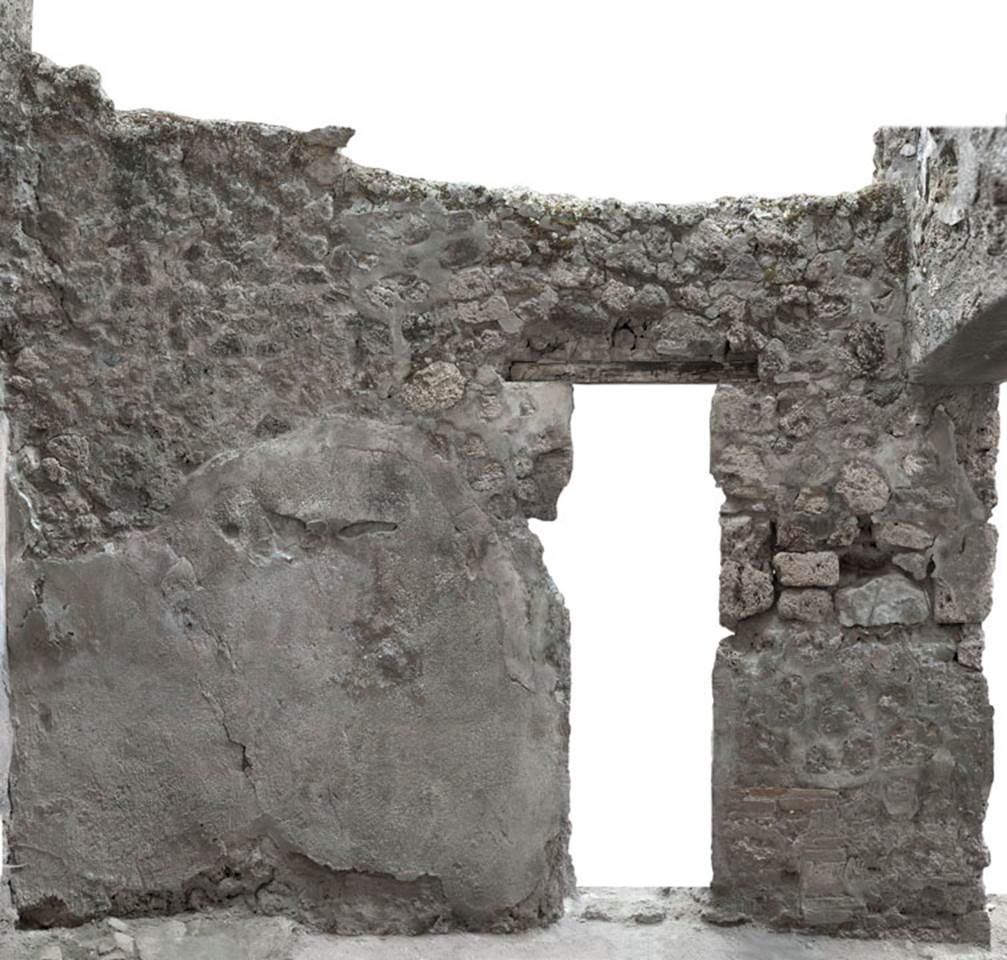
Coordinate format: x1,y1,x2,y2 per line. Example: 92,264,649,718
893,552,930,580
872,520,934,551
710,387,777,434
834,462,890,515
719,560,774,627
933,523,997,624
719,514,772,563
958,625,985,671
777,589,834,623
772,552,839,588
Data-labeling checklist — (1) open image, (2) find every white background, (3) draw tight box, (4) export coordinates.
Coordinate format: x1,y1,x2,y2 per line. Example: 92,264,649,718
30,0,1007,891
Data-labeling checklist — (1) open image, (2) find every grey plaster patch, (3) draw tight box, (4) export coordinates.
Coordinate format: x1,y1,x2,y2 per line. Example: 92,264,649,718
6,417,572,931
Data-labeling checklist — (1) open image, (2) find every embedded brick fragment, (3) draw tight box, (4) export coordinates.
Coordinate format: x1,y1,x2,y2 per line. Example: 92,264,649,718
933,524,997,624
835,573,930,626
743,787,838,813
719,559,774,627
777,589,833,623
772,552,839,588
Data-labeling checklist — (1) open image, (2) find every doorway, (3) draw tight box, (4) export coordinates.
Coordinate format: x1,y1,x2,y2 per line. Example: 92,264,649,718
531,384,721,886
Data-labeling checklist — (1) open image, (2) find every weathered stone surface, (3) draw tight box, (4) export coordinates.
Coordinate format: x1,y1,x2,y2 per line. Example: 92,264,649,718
713,626,992,943
834,462,891,515
872,520,933,551
0,0,30,47
710,388,777,434
0,416,11,926
7,418,572,931
835,574,930,627
777,589,834,623
772,552,839,588
719,560,774,628
876,127,1007,382
710,343,998,944
719,514,772,563
398,361,467,413
958,625,985,671
933,523,997,624
892,552,930,581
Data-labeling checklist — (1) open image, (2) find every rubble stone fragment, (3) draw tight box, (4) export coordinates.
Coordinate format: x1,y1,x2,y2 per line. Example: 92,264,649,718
772,552,840,587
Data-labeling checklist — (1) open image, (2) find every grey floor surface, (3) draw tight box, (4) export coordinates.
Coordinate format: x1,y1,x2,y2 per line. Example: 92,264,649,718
2,888,1004,959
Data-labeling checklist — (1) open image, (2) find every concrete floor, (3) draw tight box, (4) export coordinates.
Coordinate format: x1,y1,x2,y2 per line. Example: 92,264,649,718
2,889,1003,959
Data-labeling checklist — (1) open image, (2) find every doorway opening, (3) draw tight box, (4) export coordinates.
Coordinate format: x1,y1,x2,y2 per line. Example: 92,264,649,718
531,384,722,887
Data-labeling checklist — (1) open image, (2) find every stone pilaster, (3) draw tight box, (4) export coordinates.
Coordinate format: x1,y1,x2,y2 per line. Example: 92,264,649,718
711,375,997,944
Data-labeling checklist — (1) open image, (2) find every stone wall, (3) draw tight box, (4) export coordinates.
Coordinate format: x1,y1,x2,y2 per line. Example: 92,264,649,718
0,49,579,933
0,5,1004,946
705,169,999,941
0,0,30,48
711,380,997,942
876,127,1007,381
